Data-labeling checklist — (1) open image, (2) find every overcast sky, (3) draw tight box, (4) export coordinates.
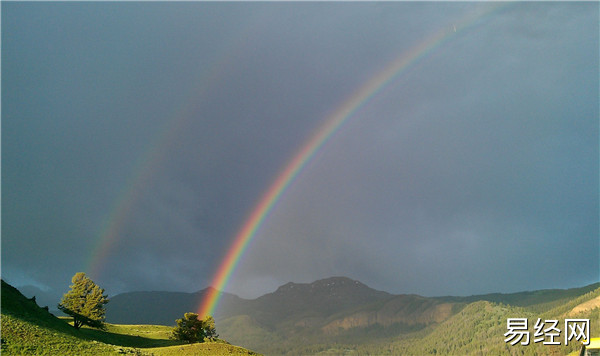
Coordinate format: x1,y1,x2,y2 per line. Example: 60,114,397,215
2,2,598,305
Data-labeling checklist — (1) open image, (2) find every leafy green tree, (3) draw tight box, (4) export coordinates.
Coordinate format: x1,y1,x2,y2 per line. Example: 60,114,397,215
202,315,218,340
172,312,206,343
58,272,109,329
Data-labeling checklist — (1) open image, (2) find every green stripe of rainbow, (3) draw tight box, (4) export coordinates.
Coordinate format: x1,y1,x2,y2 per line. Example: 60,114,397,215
197,3,509,318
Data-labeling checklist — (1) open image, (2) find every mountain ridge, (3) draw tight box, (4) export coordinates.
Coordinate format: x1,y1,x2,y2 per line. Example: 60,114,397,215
106,287,245,325
106,276,599,326
103,276,599,355
109,276,600,306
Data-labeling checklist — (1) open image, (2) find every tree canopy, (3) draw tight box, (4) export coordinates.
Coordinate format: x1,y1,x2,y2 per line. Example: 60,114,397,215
58,272,109,329
172,313,218,343
203,315,218,341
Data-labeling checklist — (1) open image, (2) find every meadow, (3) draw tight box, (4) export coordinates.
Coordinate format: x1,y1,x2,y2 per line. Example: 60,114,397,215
0,280,259,355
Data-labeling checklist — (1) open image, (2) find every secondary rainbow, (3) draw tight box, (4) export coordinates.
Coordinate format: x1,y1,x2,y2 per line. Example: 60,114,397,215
84,13,268,280
197,4,509,318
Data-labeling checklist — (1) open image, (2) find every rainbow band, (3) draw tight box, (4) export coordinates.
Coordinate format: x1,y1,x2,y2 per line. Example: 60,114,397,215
86,117,185,280
197,3,508,318
85,12,270,281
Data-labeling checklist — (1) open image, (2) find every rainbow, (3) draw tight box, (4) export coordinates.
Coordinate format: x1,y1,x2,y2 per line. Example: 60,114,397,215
197,3,509,318
84,12,270,280
86,89,204,280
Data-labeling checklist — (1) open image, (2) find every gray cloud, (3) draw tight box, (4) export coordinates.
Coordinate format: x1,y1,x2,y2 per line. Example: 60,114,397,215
2,2,597,302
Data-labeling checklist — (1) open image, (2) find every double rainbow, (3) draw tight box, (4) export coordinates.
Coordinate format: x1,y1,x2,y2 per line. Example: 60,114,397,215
80,3,508,319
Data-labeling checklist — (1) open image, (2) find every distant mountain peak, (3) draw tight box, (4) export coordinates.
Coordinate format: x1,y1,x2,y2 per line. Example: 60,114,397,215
312,276,366,287
258,276,392,323
197,286,219,294
315,276,359,284
275,276,372,294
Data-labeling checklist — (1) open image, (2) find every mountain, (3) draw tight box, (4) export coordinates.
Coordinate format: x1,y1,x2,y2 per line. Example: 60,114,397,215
106,287,246,325
105,276,391,326
104,276,600,355
382,287,600,356
219,277,459,333
215,277,464,353
227,277,393,326
434,282,600,312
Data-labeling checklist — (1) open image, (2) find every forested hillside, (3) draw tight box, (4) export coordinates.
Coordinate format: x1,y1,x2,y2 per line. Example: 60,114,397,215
104,277,599,355
217,279,600,355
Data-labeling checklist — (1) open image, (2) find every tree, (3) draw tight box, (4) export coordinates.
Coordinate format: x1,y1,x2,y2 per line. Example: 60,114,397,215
58,272,109,329
202,315,218,341
172,312,206,343
172,313,219,343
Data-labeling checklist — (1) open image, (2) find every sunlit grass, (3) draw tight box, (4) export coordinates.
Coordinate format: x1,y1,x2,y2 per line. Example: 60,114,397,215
1,280,259,355
147,341,260,355
2,315,259,355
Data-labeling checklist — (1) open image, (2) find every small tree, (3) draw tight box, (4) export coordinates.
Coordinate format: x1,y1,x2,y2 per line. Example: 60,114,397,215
202,315,218,341
58,272,109,329
172,312,206,343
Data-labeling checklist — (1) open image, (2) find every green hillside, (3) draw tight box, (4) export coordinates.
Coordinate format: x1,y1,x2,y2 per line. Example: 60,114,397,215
218,281,599,355
389,286,600,356
436,283,600,313
0,280,259,355
365,288,600,355
15,274,595,356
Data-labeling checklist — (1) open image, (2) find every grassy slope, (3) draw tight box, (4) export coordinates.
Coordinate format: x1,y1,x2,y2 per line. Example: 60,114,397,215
1,280,259,355
146,341,261,355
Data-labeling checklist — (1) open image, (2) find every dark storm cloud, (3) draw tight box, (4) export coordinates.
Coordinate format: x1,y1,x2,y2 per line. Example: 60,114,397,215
2,2,597,302
227,2,598,297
